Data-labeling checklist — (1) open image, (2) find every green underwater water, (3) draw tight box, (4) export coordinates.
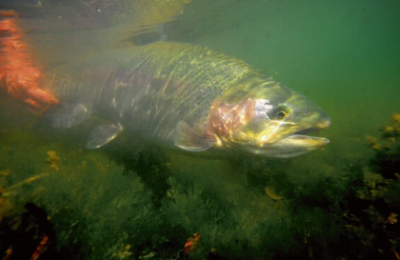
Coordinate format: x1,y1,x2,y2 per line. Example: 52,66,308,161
1,0,400,259
189,0,400,156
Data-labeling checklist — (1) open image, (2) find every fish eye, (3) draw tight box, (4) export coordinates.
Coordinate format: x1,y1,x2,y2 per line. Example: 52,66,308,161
276,110,287,120
272,104,291,120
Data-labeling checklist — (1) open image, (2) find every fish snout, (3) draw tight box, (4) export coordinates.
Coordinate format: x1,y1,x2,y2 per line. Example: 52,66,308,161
316,117,331,129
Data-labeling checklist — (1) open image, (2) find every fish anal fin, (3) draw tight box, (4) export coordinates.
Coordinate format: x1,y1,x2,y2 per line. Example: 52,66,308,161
174,121,215,152
86,123,123,149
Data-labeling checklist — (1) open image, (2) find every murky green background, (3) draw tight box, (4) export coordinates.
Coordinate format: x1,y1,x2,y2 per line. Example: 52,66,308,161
1,0,399,259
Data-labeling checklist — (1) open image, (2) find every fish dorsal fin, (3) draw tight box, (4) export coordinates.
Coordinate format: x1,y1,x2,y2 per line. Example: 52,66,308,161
174,121,215,152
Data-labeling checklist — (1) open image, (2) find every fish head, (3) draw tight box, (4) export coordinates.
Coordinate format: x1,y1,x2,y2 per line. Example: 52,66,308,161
209,82,330,157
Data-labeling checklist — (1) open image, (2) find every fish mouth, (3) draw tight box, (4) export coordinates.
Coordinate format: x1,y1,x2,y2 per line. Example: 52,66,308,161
284,128,326,142
232,117,330,158
257,115,331,146
246,123,330,158
292,127,320,136
247,134,329,158
279,117,331,145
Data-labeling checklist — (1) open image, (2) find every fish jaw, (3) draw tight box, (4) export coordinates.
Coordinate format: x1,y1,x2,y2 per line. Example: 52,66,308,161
242,134,330,158
223,121,330,158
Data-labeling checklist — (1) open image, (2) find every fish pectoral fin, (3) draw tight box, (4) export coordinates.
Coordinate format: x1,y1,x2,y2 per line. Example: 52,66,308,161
86,123,123,149
52,103,90,128
174,121,215,152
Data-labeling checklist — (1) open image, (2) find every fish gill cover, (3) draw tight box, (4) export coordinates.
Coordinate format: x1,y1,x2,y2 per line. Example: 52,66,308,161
0,0,400,260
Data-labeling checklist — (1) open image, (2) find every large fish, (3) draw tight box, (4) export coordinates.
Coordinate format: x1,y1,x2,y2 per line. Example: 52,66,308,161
41,41,330,158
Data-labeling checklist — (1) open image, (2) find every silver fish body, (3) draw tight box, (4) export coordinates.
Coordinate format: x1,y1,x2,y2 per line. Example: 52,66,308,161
43,42,330,158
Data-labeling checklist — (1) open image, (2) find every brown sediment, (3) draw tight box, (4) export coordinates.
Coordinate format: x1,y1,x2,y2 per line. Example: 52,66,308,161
0,10,59,108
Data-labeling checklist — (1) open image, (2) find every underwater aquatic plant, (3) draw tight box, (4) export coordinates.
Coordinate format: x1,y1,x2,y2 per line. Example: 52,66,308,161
0,126,159,259
341,114,400,260
0,202,56,260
